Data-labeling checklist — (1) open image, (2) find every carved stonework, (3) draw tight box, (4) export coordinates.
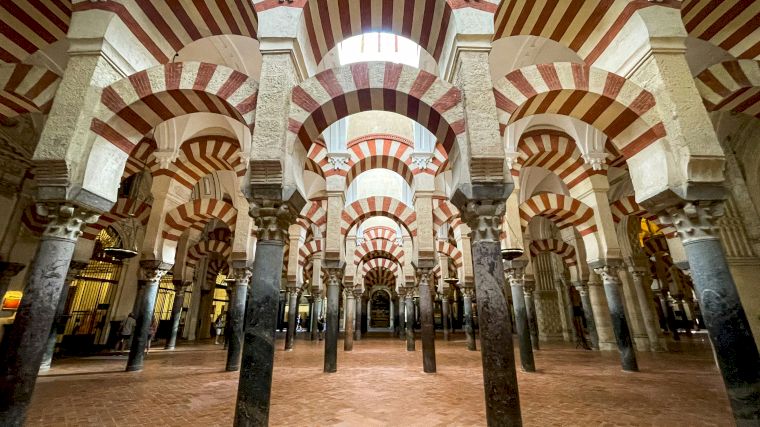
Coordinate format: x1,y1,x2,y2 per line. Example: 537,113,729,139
668,201,724,245
411,153,433,170
593,262,623,285
353,289,363,299
37,203,99,241
326,153,349,170
323,264,344,286
232,268,253,285
573,281,589,297
251,199,297,243
139,260,171,282
462,286,476,298
459,199,505,242
414,266,434,288
504,266,525,288
523,280,536,295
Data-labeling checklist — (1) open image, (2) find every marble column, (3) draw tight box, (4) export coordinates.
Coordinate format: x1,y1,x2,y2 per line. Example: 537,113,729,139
0,204,97,426
284,286,298,351
523,281,540,350
235,200,293,425
323,263,343,373
40,260,88,370
165,280,190,350
397,290,406,340
226,268,251,372
506,263,535,372
391,292,399,337
416,264,437,373
343,287,355,351
354,289,362,341
310,291,322,341
462,287,477,351
629,268,666,352
560,280,578,343
588,274,616,350
594,264,638,372
669,203,760,422
574,281,599,350
456,193,521,425
405,290,415,351
126,261,170,372
441,292,451,341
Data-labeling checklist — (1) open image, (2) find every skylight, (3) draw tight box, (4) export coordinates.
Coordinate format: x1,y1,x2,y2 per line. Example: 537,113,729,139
338,32,421,67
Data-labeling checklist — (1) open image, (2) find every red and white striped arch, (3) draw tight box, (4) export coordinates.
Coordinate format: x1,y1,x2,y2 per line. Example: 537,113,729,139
162,199,237,241
519,193,597,236
289,62,464,155
186,239,232,268
493,0,678,65
73,0,257,65
0,64,61,120
511,130,609,190
363,226,397,242
341,196,417,237
609,195,677,238
123,138,158,179
91,62,258,155
150,136,247,189
0,0,71,63
297,199,328,236
81,198,151,241
206,227,233,243
432,198,460,229
363,266,398,288
206,256,230,282
361,258,400,275
355,239,405,265
436,240,462,268
694,60,760,118
296,0,455,66
681,0,760,60
298,239,324,267
529,239,577,266
493,63,666,159
20,205,47,236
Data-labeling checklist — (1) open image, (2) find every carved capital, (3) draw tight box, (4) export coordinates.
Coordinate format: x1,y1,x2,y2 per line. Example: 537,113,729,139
343,286,355,298
251,199,297,243
37,203,99,241
667,201,724,245
523,280,536,294
232,267,252,285
461,286,476,298
573,281,589,296
593,261,623,285
139,260,171,282
323,261,345,286
504,266,524,288
352,289,363,299
452,183,511,243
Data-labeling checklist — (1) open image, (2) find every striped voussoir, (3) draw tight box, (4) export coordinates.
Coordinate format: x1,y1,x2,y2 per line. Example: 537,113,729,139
511,130,609,189
123,138,158,179
681,0,760,60
289,62,464,155
493,0,677,65
0,0,71,63
695,60,760,118
297,199,328,236
298,239,324,267
20,204,47,236
150,136,247,189
363,226,398,242
432,198,460,229
72,0,257,65
81,198,151,241
162,198,237,241
519,193,597,236
436,240,463,268
206,227,233,243
363,265,397,288
206,256,230,281
186,239,232,268
609,195,677,238
355,239,405,265
362,258,400,275
493,62,665,159
529,239,577,266
91,61,258,155
296,0,454,66
0,64,60,120
341,196,417,237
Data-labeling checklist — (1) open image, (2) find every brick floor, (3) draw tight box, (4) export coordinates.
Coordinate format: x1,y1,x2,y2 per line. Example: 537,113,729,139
26,332,733,426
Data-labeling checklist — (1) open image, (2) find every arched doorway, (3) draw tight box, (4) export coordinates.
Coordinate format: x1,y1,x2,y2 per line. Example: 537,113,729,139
369,289,392,330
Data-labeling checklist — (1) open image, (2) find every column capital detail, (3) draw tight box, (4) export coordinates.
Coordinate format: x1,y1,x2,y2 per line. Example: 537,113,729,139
461,286,476,298
139,260,171,282
38,203,99,241
667,201,724,245
593,261,624,284
522,280,536,294
251,198,298,243
505,266,525,288
232,267,253,284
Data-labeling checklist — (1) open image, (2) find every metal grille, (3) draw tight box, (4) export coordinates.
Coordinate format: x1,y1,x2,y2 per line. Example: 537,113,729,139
153,273,176,321
64,260,122,343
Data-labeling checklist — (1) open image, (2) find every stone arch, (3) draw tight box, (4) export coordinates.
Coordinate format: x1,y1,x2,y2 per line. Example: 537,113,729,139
362,258,400,276
519,193,596,236
186,239,232,268
432,198,459,229
694,60,760,118
529,238,577,266
0,64,61,120
297,199,328,237
436,240,462,268
341,196,417,237
162,199,237,241
298,239,324,267
364,266,398,288
609,195,677,237
355,239,405,265
288,62,464,156
149,136,247,189
493,62,665,158
681,1,760,60
363,226,398,242
81,198,151,241
0,1,72,63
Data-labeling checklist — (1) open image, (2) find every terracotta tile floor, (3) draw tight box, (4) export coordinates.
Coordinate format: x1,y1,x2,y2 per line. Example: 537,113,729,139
27,332,733,426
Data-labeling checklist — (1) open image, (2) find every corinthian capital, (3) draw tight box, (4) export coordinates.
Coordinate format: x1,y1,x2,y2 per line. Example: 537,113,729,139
251,199,297,242
139,260,171,282
232,267,253,284
667,201,724,245
38,203,99,241
592,261,623,284
451,183,511,243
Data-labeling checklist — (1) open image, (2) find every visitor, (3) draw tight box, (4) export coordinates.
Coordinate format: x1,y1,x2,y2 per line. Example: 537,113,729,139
317,316,325,341
214,313,225,345
145,318,158,354
116,313,136,351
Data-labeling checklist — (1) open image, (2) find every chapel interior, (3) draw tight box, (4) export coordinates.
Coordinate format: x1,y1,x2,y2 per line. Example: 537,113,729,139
0,1,759,426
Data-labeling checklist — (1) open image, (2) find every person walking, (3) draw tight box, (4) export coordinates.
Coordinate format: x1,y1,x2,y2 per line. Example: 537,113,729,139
145,318,158,354
214,312,225,345
116,313,136,351
317,316,326,341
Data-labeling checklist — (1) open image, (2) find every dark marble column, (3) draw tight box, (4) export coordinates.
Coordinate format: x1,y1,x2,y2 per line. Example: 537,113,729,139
354,289,362,341
523,280,540,350
441,292,451,341
40,260,88,370
574,281,599,350
323,263,343,373
506,263,535,372
310,291,322,341
226,268,251,371
594,263,638,372
126,261,170,372
462,287,477,351
343,287,355,351
235,196,298,426
416,264,436,373
284,286,298,351
404,290,415,351
391,291,399,337
165,280,190,350
669,203,760,423
397,290,406,340
454,190,521,425
0,204,97,426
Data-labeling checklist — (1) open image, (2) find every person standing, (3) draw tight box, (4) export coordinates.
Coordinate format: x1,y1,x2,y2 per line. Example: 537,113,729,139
117,313,136,351
317,316,325,341
145,318,158,354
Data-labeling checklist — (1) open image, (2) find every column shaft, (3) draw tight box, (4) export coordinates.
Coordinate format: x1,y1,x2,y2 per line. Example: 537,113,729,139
40,261,87,370
441,297,451,341
397,295,406,339
596,266,638,372
284,289,298,351
523,287,540,350
418,272,437,373
405,294,415,351
510,277,535,372
126,266,165,372
310,295,322,341
463,290,476,351
165,282,187,350
354,293,362,341
344,291,355,351
226,271,250,372
576,284,600,350
324,272,341,372
630,271,666,352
